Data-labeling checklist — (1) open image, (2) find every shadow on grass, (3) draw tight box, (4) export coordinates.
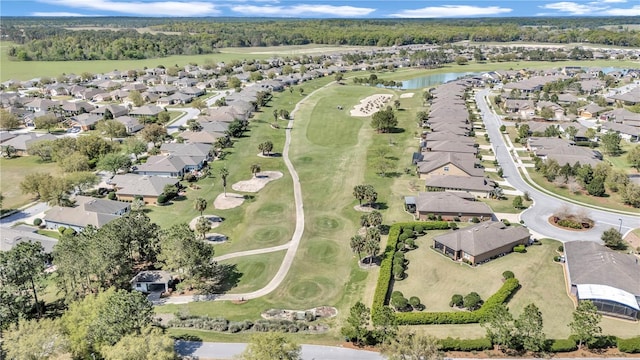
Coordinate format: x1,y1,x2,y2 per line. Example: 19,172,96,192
217,263,243,293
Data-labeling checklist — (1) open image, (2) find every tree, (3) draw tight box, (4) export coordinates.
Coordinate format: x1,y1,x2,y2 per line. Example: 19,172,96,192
0,108,21,130
394,99,401,109
96,120,127,141
565,125,578,140
512,195,523,209
450,294,463,307
364,227,381,263
335,73,344,82
1,144,17,158
350,234,365,263
122,137,147,160
371,106,398,133
372,306,398,344
242,332,301,360
499,124,506,132
195,216,211,240
4,318,70,360
220,167,229,197
92,289,154,347
129,90,144,107
228,76,241,89
364,184,378,207
258,140,274,155
158,111,171,124
569,300,602,348
194,197,207,217
76,134,113,161
20,172,53,200
601,227,626,250
539,107,554,120
622,182,640,208
368,210,383,228
455,55,468,65
353,185,366,205
191,98,207,113
101,326,176,360
517,123,530,140
463,292,482,310
628,145,640,172
141,123,167,146
515,303,546,353
481,304,514,351
600,131,621,156
34,113,59,133
605,169,629,193
250,163,261,177
383,329,443,360
98,152,132,176
103,108,114,121
340,301,370,345
586,176,606,197
59,152,91,173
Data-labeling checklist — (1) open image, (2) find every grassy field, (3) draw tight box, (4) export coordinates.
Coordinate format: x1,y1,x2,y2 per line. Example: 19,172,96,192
480,195,532,214
0,156,61,210
220,251,286,294
393,236,639,338
603,141,637,173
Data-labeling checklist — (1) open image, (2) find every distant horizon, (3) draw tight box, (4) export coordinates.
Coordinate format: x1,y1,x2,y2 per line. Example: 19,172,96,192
1,0,639,18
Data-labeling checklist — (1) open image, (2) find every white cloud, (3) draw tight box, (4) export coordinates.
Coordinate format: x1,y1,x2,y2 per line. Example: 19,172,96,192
389,5,512,18
31,11,95,16
37,0,220,16
541,1,639,15
230,4,375,17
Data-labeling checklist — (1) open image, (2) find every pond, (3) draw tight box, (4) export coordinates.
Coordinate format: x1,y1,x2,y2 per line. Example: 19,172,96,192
401,71,479,89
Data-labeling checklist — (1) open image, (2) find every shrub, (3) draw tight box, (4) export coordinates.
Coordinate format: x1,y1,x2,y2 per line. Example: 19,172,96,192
471,217,480,223
453,216,460,222
450,294,464,307
157,194,168,204
393,265,405,280
501,219,510,226
450,222,458,230
428,213,436,220
62,228,76,236
553,256,561,262
588,335,618,349
548,338,577,352
399,233,410,242
558,245,564,252
618,337,640,353
439,337,492,351
413,224,424,234
409,296,421,309
557,219,582,229
513,244,526,253
502,270,514,280
107,191,117,200
58,226,66,234
405,238,415,249
464,292,482,310
33,218,42,226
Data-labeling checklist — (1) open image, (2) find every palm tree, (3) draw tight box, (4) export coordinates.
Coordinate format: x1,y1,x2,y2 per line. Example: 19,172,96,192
250,164,261,178
219,167,229,197
353,185,366,205
368,210,383,228
194,197,207,217
350,235,365,263
364,235,380,265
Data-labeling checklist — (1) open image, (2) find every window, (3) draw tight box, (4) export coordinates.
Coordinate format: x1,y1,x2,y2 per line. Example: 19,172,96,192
136,283,142,288
443,166,450,171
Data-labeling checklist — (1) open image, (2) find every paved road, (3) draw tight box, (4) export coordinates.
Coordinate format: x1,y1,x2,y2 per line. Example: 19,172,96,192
175,341,386,360
213,243,289,262
205,89,235,107
476,89,640,242
165,107,200,134
0,201,50,227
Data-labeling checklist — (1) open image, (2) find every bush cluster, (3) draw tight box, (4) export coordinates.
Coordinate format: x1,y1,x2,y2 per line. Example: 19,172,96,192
371,222,450,323
513,244,526,253
548,339,577,352
618,337,640,353
439,337,493,351
394,278,520,325
557,218,582,229
168,316,313,334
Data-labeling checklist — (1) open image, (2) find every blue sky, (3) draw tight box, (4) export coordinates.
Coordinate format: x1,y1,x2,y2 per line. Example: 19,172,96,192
2,0,640,18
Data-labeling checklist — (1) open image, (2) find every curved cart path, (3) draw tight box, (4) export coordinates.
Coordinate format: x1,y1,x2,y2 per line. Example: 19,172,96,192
156,83,334,305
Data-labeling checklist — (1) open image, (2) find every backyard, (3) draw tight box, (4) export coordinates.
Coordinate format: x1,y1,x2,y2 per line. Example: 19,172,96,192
0,156,61,210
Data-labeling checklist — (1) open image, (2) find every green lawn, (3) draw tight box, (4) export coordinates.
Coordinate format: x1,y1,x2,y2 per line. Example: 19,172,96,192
603,141,636,174
36,229,61,239
480,195,532,214
0,156,61,210
394,237,569,338
220,251,286,294
167,328,343,346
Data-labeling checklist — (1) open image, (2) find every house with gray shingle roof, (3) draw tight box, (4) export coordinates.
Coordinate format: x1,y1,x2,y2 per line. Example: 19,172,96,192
1,227,58,253
425,175,496,198
416,152,483,180
409,191,493,221
43,195,130,232
110,174,179,204
433,221,530,265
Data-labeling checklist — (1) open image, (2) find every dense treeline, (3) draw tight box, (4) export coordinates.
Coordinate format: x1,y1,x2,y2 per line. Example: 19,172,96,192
1,17,639,61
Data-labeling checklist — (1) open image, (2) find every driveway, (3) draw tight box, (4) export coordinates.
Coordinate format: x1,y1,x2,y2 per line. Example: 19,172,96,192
475,89,640,242
175,341,386,360
165,107,200,134
0,201,50,227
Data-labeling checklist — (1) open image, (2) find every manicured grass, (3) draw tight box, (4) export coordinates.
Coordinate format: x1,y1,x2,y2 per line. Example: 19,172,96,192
36,229,61,239
480,195,532,214
220,251,286,294
394,237,575,338
603,141,636,174
528,170,634,212
0,156,61,210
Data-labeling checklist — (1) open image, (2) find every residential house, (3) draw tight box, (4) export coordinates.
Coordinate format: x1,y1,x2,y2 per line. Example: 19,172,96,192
131,270,173,293
114,116,144,134
527,137,602,166
422,140,478,155
578,104,607,119
608,87,640,105
43,195,130,232
2,133,57,156
91,104,128,118
503,99,535,118
556,93,580,105
406,191,493,221
433,221,530,265
425,175,496,198
416,152,483,180
129,105,164,118
564,241,640,320
535,101,565,120
134,154,204,177
24,98,59,113
0,227,58,253
71,113,102,131
110,174,179,204
601,122,640,142
61,101,95,115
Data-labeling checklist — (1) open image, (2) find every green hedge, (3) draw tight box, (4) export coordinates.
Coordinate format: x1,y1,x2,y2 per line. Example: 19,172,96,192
548,339,577,352
394,278,520,325
439,337,493,351
618,337,640,353
371,222,449,323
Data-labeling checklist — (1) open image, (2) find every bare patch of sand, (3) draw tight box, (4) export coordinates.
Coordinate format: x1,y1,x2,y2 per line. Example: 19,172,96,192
354,205,375,212
400,92,415,98
188,215,223,230
231,171,283,193
350,94,392,117
214,193,245,210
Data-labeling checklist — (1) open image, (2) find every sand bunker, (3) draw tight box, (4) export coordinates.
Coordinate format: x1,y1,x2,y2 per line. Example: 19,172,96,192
189,215,223,230
231,171,283,193
400,92,415,98
350,94,392,117
214,192,245,209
